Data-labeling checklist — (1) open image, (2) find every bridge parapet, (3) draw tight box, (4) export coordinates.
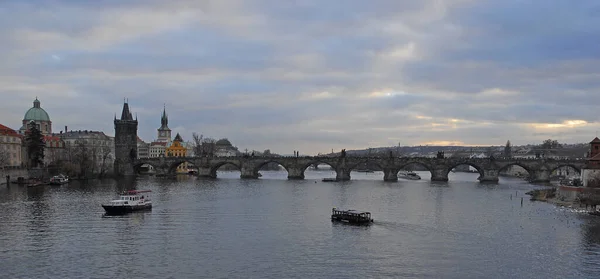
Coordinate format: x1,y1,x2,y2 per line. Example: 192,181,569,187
131,155,585,183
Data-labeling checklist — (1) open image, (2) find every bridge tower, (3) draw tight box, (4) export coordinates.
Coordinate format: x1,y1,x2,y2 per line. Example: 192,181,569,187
114,100,138,176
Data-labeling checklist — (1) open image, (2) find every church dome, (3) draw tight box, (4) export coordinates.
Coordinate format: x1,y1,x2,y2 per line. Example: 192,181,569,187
24,98,50,122
216,138,232,146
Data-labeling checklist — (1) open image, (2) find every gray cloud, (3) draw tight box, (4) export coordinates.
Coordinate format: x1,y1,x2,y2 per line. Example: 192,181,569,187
1,0,599,154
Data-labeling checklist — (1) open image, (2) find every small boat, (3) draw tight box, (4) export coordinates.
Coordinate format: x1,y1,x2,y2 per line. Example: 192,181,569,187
102,190,152,215
331,208,373,224
49,174,69,185
322,178,337,182
26,179,47,187
399,171,421,180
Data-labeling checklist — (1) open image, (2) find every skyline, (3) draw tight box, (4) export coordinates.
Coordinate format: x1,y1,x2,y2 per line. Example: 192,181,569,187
2,1,600,154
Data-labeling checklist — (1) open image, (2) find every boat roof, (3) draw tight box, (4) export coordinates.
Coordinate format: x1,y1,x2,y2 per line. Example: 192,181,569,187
334,208,371,214
122,190,152,195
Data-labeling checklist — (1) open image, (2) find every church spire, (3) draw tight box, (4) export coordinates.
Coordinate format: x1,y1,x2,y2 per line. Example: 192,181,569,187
159,104,170,130
120,100,134,121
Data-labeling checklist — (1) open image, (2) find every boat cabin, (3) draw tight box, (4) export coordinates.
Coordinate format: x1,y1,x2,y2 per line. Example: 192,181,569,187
102,190,153,215
106,190,151,206
331,208,373,224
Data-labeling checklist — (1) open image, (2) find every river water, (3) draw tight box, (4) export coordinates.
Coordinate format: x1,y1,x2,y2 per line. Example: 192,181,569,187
1,170,599,279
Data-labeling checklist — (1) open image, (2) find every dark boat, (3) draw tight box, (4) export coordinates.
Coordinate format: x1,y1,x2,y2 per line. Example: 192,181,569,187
322,178,337,182
102,190,152,215
331,208,373,224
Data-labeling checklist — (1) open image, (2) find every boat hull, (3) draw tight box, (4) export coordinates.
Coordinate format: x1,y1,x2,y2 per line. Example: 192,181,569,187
331,216,373,225
400,177,420,180
102,204,152,215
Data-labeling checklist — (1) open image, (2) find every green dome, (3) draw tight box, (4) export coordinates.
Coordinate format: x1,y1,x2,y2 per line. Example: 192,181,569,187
24,98,50,122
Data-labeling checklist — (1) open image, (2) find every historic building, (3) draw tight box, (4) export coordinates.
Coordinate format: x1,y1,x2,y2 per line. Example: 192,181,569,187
149,106,172,158
149,141,167,158
59,130,114,174
0,124,23,167
44,134,66,166
114,101,138,176
165,133,190,173
157,106,172,143
215,138,239,157
582,137,600,187
19,98,52,135
137,136,149,159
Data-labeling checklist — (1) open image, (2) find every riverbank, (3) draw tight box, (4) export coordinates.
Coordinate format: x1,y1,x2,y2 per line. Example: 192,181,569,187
526,187,600,211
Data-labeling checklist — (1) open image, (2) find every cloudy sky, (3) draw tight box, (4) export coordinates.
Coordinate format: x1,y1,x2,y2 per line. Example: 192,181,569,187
2,0,599,154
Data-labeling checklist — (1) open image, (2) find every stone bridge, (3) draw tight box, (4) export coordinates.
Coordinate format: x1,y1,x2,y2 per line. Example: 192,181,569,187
131,156,586,183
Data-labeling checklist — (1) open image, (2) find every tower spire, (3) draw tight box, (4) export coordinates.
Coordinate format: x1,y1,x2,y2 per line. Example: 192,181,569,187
120,101,133,121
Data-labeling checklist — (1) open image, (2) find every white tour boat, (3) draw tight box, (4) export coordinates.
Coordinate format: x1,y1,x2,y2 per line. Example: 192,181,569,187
49,174,69,185
398,171,421,180
102,190,152,215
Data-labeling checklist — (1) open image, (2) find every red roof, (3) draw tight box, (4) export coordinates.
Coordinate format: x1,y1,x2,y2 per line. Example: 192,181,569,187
44,135,62,142
151,141,167,146
591,137,600,144
0,124,19,137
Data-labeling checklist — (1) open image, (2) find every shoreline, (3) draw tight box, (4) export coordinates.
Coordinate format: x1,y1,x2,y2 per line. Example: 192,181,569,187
527,188,599,212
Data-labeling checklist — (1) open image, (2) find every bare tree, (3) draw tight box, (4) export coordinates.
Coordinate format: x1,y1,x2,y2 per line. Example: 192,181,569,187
201,137,217,157
73,141,93,177
98,146,112,177
0,147,10,168
541,139,562,149
192,133,204,157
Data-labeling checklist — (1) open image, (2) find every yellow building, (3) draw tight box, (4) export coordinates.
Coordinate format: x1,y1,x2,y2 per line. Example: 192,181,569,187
165,133,189,173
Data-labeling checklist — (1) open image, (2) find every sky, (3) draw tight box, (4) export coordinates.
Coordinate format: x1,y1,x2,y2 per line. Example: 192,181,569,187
1,0,600,155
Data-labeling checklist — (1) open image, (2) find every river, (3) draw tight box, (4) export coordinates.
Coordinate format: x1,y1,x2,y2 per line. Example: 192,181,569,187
1,170,599,278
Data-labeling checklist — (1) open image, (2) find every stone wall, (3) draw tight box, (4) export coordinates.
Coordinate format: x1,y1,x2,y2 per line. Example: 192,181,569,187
0,168,30,184
557,186,586,202
582,168,600,187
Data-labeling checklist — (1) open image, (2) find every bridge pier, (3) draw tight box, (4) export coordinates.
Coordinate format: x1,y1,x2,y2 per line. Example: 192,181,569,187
529,170,551,183
383,169,399,182
336,168,351,181
431,168,449,182
287,167,305,180
478,169,499,183
240,166,260,179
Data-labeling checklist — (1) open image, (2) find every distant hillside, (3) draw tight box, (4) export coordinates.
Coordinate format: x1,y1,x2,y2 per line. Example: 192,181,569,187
327,143,589,158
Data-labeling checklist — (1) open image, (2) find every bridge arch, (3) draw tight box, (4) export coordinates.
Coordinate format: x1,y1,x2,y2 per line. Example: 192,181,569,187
301,160,338,172
447,161,485,178
133,161,159,175
168,160,199,175
548,163,582,176
346,160,385,172
498,162,533,175
395,161,434,181
209,161,242,178
398,161,433,172
253,159,290,173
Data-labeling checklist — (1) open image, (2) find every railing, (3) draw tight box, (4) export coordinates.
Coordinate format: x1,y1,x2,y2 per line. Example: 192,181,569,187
135,155,586,162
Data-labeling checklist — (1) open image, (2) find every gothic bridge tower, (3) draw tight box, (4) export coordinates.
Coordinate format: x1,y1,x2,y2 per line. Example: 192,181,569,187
114,100,138,176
